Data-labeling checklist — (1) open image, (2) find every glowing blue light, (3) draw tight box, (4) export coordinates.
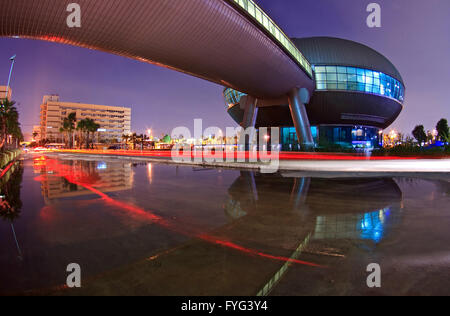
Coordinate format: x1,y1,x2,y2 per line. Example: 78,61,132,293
358,208,391,243
97,162,107,170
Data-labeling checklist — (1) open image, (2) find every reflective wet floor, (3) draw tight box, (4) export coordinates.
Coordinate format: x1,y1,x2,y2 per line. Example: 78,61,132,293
0,154,449,296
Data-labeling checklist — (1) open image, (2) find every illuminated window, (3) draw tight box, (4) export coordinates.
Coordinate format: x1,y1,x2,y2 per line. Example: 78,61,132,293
223,88,246,108
233,0,312,76
314,65,404,103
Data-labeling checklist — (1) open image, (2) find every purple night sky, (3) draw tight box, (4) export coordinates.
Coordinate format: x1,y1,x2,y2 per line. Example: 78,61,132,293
0,0,449,139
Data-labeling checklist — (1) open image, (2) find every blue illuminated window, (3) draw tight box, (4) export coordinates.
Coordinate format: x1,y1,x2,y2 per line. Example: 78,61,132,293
313,65,405,103
223,88,246,108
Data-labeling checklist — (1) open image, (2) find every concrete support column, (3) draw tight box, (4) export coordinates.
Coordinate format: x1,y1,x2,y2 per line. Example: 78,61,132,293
291,177,311,212
240,95,259,129
240,95,259,151
243,171,259,203
288,88,314,151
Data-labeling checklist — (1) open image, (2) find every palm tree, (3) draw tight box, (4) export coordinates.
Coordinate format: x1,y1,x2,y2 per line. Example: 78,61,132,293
7,108,23,148
77,118,100,149
66,112,77,149
59,127,67,147
59,114,76,148
136,134,148,151
130,133,138,150
122,134,130,146
0,99,23,151
76,119,87,149
85,118,100,149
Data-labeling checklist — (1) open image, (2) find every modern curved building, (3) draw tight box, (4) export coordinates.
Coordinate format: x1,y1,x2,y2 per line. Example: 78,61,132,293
225,37,406,150
1,1,405,150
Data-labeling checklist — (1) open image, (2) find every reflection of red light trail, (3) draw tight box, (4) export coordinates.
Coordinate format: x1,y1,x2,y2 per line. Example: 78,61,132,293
39,199,101,221
33,157,106,188
35,157,324,268
39,206,54,221
0,159,18,179
199,235,323,268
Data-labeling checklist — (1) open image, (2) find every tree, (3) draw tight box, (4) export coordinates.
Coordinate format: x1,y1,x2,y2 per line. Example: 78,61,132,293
6,107,23,147
66,112,77,149
77,118,100,149
0,98,23,151
436,118,449,142
122,134,130,149
59,127,67,146
85,118,100,149
76,119,87,149
59,112,76,148
130,133,138,150
136,134,148,151
412,125,427,145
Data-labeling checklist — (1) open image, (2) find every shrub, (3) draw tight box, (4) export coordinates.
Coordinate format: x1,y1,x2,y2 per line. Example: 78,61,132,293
0,150,21,169
372,144,450,156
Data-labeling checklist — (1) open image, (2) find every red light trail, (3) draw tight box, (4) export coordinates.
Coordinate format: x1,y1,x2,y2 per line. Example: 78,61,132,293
33,157,325,268
47,148,441,161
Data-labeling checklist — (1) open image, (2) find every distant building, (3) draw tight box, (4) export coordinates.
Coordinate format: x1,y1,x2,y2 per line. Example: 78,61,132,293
39,95,131,143
0,86,12,101
32,125,41,142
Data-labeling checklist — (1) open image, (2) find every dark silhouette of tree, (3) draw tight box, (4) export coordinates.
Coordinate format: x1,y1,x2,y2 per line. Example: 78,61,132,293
77,118,100,149
412,125,427,144
0,99,23,151
436,118,449,142
60,112,76,148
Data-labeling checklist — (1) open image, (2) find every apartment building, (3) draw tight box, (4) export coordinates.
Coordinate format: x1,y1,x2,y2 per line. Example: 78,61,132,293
0,86,12,101
32,125,42,142
40,95,131,143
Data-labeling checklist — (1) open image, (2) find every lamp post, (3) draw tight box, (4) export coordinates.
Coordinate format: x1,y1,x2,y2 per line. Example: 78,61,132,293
5,55,16,101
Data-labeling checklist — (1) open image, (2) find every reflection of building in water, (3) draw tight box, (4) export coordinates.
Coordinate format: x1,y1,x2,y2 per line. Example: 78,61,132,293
33,158,133,201
226,172,403,243
305,178,403,243
313,208,397,243
225,172,311,220
224,171,316,254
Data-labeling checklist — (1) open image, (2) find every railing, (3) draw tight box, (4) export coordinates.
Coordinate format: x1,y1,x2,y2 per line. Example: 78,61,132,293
230,0,312,77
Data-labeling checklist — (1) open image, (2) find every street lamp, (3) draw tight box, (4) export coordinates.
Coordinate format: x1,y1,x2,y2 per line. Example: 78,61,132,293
5,55,16,101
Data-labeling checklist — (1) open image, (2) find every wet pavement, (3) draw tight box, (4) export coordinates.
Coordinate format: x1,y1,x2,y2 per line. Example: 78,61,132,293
0,154,449,296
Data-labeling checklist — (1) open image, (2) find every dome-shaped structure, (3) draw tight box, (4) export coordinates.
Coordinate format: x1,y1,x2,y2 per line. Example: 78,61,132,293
225,36,406,150
292,37,404,84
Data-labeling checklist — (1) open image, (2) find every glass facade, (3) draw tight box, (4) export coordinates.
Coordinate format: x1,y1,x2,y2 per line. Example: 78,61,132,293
231,0,312,76
281,127,300,151
314,207,396,243
314,65,405,103
223,88,246,108
280,125,382,151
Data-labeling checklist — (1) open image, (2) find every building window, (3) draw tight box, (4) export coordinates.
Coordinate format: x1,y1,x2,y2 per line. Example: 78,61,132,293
314,65,405,103
223,88,246,108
